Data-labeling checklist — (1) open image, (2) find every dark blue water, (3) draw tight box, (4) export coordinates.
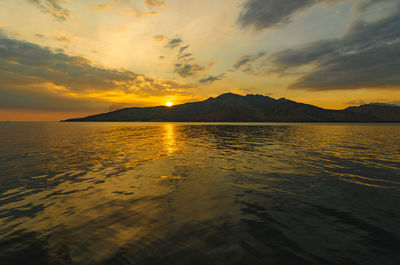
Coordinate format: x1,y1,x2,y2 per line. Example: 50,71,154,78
0,122,399,265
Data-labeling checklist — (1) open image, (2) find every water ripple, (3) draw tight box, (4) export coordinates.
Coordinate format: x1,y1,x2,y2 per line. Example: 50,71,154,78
0,122,399,265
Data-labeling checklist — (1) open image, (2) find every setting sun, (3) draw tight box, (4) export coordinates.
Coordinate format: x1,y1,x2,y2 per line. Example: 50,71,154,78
166,102,173,107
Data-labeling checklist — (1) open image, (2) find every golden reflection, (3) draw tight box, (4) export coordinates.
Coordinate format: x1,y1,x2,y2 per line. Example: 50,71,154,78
160,175,184,180
338,178,390,189
163,123,176,155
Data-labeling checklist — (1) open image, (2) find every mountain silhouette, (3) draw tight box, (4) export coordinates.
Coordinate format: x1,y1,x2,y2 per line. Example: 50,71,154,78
64,93,400,122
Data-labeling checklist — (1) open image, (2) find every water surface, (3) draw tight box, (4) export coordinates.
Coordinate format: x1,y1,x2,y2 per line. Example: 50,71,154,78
0,122,399,265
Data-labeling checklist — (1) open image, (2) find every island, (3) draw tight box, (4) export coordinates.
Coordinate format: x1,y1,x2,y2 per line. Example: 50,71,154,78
64,93,400,122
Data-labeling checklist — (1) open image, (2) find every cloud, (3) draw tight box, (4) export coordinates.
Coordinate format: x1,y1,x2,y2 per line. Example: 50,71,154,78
154,36,208,77
92,0,165,17
234,52,266,68
237,0,397,30
353,0,398,12
94,3,110,11
175,63,207,77
154,36,194,61
144,0,165,9
175,43,194,62
153,34,168,42
179,45,189,54
165,38,183,49
353,0,375,12
54,36,73,42
178,53,192,60
198,73,225,84
27,0,70,22
233,52,266,74
0,31,193,111
91,3,157,17
269,5,400,90
238,0,319,30
0,85,108,112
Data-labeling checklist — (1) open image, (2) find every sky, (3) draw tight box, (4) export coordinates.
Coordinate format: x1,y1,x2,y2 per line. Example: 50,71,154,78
0,0,399,121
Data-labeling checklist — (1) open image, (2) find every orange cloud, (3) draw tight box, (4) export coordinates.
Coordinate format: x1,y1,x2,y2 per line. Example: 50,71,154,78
153,34,168,42
90,3,158,17
54,36,73,42
0,31,195,113
144,0,165,9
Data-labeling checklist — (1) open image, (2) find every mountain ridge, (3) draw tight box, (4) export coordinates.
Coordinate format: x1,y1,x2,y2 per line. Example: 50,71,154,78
64,93,400,122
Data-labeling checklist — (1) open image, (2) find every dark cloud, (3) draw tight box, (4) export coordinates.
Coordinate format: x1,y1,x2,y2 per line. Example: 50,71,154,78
175,63,207,77
27,0,70,22
353,0,398,12
237,0,318,30
233,52,266,74
177,45,194,62
198,73,225,84
237,0,396,30
165,38,183,49
0,36,137,92
179,45,189,54
0,31,193,111
178,53,192,60
0,86,107,112
155,37,208,77
234,52,266,68
353,0,375,12
154,36,195,61
35,34,45,38
270,5,400,90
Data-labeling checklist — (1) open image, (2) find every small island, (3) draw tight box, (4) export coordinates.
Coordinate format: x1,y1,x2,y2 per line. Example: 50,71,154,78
64,93,400,123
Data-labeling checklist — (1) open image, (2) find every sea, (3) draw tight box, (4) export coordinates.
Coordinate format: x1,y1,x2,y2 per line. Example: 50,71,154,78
0,122,399,265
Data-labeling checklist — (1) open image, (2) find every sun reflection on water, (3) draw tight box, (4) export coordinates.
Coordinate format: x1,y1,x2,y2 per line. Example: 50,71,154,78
163,123,176,155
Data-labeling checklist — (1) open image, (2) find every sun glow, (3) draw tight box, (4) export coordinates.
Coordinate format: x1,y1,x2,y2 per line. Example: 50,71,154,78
166,101,173,107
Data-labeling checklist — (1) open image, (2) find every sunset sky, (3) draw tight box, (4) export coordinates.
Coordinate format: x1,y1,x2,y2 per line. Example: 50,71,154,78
0,0,399,121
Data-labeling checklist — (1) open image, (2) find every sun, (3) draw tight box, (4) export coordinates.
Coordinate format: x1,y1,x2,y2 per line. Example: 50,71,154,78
166,101,173,107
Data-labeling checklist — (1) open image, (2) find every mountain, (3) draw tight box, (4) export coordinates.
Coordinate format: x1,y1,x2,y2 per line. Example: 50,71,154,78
64,93,400,122
345,103,400,122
